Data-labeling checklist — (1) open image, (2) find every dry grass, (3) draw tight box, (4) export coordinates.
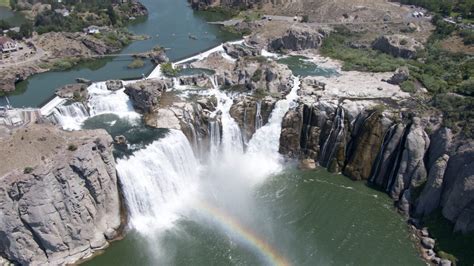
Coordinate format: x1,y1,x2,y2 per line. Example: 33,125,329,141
441,35,474,55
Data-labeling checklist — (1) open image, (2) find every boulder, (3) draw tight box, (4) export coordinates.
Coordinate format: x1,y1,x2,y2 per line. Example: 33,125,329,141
105,80,123,91
299,159,317,170
421,237,435,249
124,79,171,113
372,34,423,59
386,67,409,85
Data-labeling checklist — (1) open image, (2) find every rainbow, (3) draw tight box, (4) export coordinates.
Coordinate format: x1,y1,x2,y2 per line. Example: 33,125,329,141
196,201,291,266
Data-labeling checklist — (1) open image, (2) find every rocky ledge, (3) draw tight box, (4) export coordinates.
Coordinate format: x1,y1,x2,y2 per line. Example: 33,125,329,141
0,124,122,265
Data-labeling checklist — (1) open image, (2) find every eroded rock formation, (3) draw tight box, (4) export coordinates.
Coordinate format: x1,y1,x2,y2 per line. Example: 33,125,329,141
0,125,121,265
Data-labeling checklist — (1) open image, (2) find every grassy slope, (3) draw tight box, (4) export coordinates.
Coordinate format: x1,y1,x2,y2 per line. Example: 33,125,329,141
0,0,9,7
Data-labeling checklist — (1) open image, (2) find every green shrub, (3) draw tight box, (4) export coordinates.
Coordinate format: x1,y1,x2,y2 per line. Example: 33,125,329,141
68,144,78,151
161,62,178,77
128,59,145,69
251,69,262,82
399,39,408,45
400,80,417,93
23,167,33,174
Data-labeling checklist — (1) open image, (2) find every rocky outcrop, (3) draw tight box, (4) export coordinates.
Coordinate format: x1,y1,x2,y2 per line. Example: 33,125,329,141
230,96,275,142
386,67,409,85
217,58,293,97
55,83,88,100
279,97,474,233
105,80,123,91
372,35,423,59
0,126,121,265
124,79,171,113
178,74,212,88
269,26,327,52
223,43,259,59
415,154,449,216
440,142,474,233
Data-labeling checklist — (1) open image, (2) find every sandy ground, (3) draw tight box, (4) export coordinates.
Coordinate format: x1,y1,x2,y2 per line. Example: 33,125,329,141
0,124,99,177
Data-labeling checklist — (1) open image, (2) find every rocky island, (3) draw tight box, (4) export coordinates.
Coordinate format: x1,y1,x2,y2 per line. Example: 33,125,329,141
0,0,473,265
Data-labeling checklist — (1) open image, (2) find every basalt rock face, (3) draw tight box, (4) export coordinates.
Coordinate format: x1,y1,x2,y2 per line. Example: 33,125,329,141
0,129,121,265
218,58,293,97
372,35,423,59
279,99,474,233
230,96,276,142
124,79,172,113
269,27,327,52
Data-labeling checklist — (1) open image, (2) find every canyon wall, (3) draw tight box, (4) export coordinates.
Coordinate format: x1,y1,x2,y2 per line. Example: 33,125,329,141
0,126,122,265
279,98,474,233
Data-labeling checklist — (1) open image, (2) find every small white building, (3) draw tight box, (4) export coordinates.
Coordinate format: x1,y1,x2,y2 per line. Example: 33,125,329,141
84,26,100,34
0,36,18,53
54,8,70,17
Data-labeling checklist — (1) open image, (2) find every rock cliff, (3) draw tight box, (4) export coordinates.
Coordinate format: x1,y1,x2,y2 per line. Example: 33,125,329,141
279,96,474,233
0,125,122,265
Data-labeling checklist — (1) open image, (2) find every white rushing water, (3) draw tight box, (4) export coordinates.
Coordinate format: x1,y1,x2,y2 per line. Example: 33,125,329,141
50,102,89,131
50,82,140,130
117,74,300,229
117,130,200,232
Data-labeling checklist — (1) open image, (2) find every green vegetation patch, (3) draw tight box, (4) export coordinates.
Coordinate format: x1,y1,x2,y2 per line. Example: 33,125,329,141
161,62,178,77
128,58,145,69
320,25,474,137
0,0,9,7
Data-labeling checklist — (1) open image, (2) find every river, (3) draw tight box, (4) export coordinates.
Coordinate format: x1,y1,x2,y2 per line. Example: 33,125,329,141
4,0,239,108
3,1,424,265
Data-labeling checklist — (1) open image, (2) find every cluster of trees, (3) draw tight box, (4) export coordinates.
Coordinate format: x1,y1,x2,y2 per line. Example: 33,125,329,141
0,20,33,39
33,3,121,33
399,0,473,18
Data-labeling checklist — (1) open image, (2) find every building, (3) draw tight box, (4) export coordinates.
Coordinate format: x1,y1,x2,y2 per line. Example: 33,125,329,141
54,8,70,17
0,36,18,53
84,26,100,34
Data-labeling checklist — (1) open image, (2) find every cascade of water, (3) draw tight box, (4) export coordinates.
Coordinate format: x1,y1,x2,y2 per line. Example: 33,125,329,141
87,83,139,119
369,124,396,183
209,120,221,160
50,102,89,130
117,130,200,232
255,100,263,130
319,107,345,167
247,77,300,155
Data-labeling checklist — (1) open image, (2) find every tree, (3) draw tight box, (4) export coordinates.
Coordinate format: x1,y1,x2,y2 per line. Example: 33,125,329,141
0,20,11,31
19,22,33,38
107,5,118,25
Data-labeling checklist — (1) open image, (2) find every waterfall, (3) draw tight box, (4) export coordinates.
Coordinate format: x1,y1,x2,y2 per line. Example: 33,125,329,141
117,130,200,232
247,77,300,155
255,100,263,130
209,120,221,160
216,90,245,158
319,107,345,168
87,83,139,119
50,102,89,130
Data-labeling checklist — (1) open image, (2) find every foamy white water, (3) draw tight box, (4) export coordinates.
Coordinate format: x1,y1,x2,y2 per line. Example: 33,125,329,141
117,130,200,232
51,102,89,130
